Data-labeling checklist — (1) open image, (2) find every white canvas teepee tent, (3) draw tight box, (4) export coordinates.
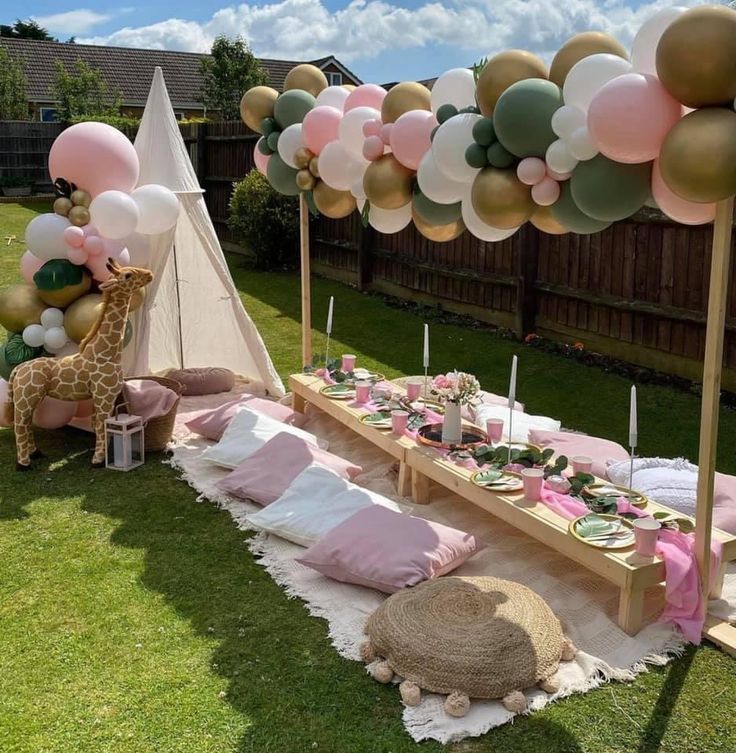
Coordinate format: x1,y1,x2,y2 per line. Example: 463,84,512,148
123,67,284,397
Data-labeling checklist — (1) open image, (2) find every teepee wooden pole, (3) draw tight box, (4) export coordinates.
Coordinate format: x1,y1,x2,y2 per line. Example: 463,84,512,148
299,193,312,369
695,196,734,608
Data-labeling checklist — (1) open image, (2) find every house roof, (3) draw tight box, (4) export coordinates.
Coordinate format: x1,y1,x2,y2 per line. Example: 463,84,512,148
0,37,362,110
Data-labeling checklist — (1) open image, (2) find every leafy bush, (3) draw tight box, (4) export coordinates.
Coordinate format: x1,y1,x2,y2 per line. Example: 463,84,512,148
228,171,299,270
69,114,140,138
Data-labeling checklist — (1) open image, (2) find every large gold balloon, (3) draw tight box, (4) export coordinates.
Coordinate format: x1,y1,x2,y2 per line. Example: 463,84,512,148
296,169,317,192
240,86,279,133
0,284,46,333
476,50,548,117
64,294,104,344
284,64,328,96
342,84,356,92
53,197,72,217
68,205,90,227
471,167,534,229
659,108,736,204
549,32,629,86
313,182,357,219
530,205,569,235
656,5,736,108
363,154,414,210
129,287,145,314
381,82,431,124
70,189,91,208
412,208,465,242
37,271,92,308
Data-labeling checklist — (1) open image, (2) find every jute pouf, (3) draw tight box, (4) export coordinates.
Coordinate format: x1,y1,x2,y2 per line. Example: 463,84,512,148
362,576,577,717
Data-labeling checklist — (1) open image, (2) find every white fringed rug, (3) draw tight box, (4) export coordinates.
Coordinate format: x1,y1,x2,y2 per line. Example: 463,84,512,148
168,404,736,744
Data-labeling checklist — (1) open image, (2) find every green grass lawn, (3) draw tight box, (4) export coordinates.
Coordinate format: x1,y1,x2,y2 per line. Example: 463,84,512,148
1,201,736,753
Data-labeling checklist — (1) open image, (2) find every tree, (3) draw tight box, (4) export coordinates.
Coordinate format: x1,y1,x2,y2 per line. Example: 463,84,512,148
50,60,122,122
199,35,267,120
0,19,56,40
0,47,29,119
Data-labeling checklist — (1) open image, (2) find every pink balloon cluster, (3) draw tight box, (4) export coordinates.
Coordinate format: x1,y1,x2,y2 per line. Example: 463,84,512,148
63,223,104,265
516,157,563,206
361,109,437,170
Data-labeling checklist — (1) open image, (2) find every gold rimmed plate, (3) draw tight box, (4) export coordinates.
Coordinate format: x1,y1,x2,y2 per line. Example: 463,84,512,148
345,370,385,385
569,513,635,550
489,441,543,453
319,384,356,400
417,423,487,450
409,397,445,415
359,411,392,429
587,483,648,509
471,469,523,492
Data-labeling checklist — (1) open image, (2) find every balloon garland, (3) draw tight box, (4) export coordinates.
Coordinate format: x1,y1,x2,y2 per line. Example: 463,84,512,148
242,4,736,239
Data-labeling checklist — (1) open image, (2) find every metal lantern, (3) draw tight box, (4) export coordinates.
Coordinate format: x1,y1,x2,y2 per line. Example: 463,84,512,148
105,405,144,471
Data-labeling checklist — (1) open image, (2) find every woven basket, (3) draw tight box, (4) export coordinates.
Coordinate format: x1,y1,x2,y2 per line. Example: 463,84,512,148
116,375,182,452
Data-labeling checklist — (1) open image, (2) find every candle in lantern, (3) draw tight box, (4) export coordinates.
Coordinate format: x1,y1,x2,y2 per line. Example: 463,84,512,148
326,296,334,335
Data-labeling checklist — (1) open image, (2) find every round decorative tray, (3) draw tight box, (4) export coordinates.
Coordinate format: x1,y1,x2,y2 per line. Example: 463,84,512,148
568,513,635,550
587,483,648,508
416,423,487,450
319,384,356,400
470,469,524,492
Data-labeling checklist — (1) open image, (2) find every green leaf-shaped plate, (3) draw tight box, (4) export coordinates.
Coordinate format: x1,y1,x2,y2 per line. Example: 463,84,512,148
319,383,356,400
471,469,523,492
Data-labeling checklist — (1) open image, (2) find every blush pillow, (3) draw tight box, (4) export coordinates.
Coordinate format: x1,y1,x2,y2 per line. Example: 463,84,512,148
246,463,401,546
202,406,322,469
167,367,235,396
186,394,306,440
529,429,629,480
474,404,561,443
296,505,486,593
216,432,362,505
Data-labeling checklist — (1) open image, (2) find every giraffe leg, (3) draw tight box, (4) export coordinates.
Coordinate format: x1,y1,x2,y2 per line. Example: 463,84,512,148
14,407,36,469
91,393,117,466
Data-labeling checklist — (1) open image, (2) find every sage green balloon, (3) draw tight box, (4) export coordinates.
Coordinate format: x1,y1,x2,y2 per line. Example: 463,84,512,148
436,104,458,124
465,143,489,169
266,131,280,152
266,153,300,196
472,117,496,147
273,90,315,129
487,141,515,169
413,189,462,226
493,78,563,158
570,155,651,222
551,182,611,235
261,117,278,136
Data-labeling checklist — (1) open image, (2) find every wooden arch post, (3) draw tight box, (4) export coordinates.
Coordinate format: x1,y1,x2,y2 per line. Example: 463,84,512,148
299,193,312,369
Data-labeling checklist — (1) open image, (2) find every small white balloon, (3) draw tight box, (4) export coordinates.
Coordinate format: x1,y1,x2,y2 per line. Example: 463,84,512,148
40,308,64,329
339,106,381,160
417,151,467,204
369,203,413,234
276,123,304,169
563,53,632,113
44,327,68,352
546,139,579,175
430,68,477,115
631,7,687,76
551,105,586,140
25,213,71,262
89,191,140,240
316,85,350,111
461,198,519,242
22,324,46,348
567,127,599,161
319,141,365,191
131,184,180,235
432,113,482,183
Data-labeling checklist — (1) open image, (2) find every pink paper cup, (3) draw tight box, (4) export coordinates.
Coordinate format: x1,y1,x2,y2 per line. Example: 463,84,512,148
633,518,661,557
341,354,356,372
486,418,504,443
572,455,593,475
522,468,544,501
406,378,422,401
355,380,371,403
391,410,409,435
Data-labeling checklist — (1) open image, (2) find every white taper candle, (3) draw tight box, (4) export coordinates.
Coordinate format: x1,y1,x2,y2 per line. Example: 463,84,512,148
326,296,334,335
423,324,429,368
629,385,638,448
508,355,518,408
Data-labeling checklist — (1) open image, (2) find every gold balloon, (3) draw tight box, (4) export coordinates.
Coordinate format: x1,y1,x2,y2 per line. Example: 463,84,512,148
471,167,534,229
0,284,46,333
549,32,629,87
296,169,317,192
37,272,92,308
412,208,465,242
129,287,145,314
63,294,103,344
308,157,320,178
659,108,736,204
68,205,91,227
363,154,414,210
476,50,548,117
53,197,72,217
313,182,357,219
656,6,736,108
70,189,91,207
240,86,279,133
294,147,314,170
381,82,431,124
530,205,569,235
342,84,356,91
283,64,328,96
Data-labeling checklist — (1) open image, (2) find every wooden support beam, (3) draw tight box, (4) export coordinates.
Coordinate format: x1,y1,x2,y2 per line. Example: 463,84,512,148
299,193,312,369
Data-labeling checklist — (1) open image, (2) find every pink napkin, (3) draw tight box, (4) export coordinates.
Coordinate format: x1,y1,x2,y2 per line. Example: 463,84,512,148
122,379,178,422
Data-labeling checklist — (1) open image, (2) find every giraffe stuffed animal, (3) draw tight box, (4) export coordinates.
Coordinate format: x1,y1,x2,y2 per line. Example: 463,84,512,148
6,259,153,470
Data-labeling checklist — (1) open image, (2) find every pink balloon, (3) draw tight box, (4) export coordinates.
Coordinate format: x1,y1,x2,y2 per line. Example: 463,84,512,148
389,110,437,170
82,224,99,238
380,123,393,145
63,225,85,248
546,167,572,182
86,245,129,281
254,139,271,175
0,379,9,427
362,119,382,138
33,396,78,430
48,122,140,197
344,84,387,113
83,235,104,256
588,73,682,164
75,399,94,418
362,135,385,162
517,157,547,186
652,159,715,225
531,177,561,207
68,247,88,265
302,106,342,156
20,251,44,283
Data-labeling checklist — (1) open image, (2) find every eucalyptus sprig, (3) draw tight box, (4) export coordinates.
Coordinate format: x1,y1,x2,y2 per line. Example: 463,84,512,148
472,444,555,470
472,57,488,84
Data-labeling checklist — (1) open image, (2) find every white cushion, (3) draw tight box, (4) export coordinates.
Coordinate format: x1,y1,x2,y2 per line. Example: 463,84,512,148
473,404,561,444
202,405,323,469
245,463,402,546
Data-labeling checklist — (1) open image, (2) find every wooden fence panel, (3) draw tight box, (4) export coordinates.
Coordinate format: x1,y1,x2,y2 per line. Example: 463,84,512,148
0,121,63,186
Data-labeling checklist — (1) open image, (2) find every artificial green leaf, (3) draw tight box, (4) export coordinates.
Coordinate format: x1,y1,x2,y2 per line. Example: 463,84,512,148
4,332,43,366
33,259,85,291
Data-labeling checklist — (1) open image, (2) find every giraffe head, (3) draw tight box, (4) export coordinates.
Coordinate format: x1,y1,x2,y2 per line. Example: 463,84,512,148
99,259,153,300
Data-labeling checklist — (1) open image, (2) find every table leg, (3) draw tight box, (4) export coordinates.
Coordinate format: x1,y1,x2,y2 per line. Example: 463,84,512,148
411,469,431,505
710,563,726,599
292,392,307,414
397,462,411,498
618,586,645,636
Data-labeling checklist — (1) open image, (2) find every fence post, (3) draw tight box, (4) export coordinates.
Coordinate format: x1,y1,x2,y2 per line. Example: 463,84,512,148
357,219,375,291
196,121,208,186
515,223,540,337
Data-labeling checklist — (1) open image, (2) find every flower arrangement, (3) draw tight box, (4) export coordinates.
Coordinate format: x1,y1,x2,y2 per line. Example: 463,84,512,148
430,370,480,406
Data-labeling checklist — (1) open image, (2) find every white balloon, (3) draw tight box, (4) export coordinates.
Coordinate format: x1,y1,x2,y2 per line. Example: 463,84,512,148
461,199,519,243
631,7,686,76
339,106,381,159
350,177,367,200
432,113,482,183
52,342,79,359
567,127,598,161
551,105,586,140
89,191,140,240
131,184,180,235
417,152,467,204
347,159,368,199
369,203,413,234
316,85,350,111
319,141,361,191
546,139,579,174
22,324,46,348
44,327,68,352
40,308,64,329
563,54,632,113
430,68,477,115
276,123,304,169
25,213,71,262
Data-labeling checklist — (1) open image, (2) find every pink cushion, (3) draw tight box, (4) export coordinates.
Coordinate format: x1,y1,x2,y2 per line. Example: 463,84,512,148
715,472,736,534
123,379,178,421
296,505,485,593
529,429,629,480
216,433,362,505
185,395,306,440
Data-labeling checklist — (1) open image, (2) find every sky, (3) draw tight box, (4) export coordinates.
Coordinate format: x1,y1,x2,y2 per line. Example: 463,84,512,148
15,1,704,83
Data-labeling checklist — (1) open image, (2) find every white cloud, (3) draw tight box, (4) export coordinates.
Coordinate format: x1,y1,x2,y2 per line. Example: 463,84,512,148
34,9,112,35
